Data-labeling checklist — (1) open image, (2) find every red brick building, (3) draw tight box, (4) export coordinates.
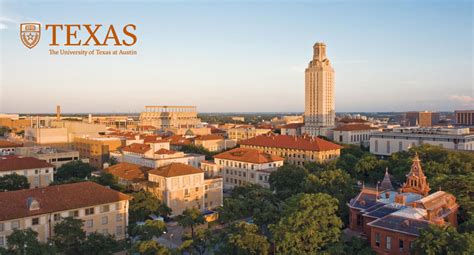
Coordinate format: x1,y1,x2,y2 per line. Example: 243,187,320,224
348,154,459,254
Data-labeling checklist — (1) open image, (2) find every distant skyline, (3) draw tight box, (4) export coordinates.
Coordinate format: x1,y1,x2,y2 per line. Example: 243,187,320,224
1,0,473,113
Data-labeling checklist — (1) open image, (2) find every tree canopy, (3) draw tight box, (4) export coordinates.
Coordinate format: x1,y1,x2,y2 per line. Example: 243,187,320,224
217,222,270,255
270,193,342,254
55,160,95,182
0,173,29,191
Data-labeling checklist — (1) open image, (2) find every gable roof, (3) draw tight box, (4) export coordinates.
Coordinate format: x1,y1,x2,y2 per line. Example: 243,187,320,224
0,155,54,172
104,162,151,181
0,182,131,221
214,147,284,164
148,163,203,178
239,134,342,151
195,134,224,141
122,143,151,154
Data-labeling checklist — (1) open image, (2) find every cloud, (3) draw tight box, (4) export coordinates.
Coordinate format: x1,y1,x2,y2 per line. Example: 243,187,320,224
0,16,18,31
449,95,474,106
0,23,7,30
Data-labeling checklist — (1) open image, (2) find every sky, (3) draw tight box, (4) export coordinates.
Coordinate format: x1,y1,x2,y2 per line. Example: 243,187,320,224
0,0,472,114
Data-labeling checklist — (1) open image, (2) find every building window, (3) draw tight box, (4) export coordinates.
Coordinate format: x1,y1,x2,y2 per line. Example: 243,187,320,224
399,141,403,151
100,205,110,213
11,220,19,230
0,236,4,247
115,202,122,211
54,213,61,221
0,223,3,232
116,226,123,235
85,219,93,228
356,214,362,226
31,217,39,226
386,236,392,250
101,216,108,225
399,240,404,251
85,207,95,216
69,210,79,218
195,187,199,192
375,140,378,152
375,233,380,247
116,214,122,222
386,141,390,154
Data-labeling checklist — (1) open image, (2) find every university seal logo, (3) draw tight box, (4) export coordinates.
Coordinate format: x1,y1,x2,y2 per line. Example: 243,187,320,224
20,23,41,49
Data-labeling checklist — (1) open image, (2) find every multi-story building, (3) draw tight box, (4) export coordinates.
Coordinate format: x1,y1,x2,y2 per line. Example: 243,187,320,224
455,110,474,126
194,134,237,152
333,124,380,147
227,126,271,141
404,111,440,127
15,146,80,168
73,137,123,169
139,106,201,129
280,123,304,136
304,42,335,137
0,114,31,133
104,162,152,191
370,127,474,156
239,134,342,166
348,155,459,255
147,163,223,216
116,143,205,169
213,148,284,189
0,155,54,188
0,182,130,247
0,140,22,155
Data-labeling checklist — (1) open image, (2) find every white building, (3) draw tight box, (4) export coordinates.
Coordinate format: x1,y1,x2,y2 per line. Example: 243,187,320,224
370,127,474,156
212,147,284,189
333,124,380,147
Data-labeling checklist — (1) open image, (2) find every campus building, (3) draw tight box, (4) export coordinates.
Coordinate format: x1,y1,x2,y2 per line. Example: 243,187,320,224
369,127,474,156
348,155,459,255
239,134,342,166
0,155,54,188
213,147,284,189
227,126,272,141
455,110,474,126
333,124,380,147
0,140,22,156
73,137,123,169
304,42,335,137
0,182,131,247
147,163,223,216
194,134,237,152
139,106,201,129
15,146,80,168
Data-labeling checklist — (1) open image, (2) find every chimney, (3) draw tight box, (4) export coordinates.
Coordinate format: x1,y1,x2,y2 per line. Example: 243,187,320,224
88,114,92,124
56,105,61,121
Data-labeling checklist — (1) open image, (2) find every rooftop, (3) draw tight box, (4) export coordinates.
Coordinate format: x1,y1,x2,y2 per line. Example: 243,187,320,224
122,143,151,154
0,182,131,221
214,147,284,164
239,134,343,151
0,155,54,172
333,124,378,132
0,140,23,148
104,162,151,181
148,163,203,177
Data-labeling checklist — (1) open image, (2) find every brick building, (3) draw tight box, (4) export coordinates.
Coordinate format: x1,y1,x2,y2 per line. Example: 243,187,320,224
348,154,459,254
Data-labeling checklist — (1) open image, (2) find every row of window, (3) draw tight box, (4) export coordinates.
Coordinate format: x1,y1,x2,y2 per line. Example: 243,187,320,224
374,232,413,252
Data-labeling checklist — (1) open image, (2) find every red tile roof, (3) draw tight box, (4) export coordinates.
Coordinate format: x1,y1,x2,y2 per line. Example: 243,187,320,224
165,135,192,146
195,134,224,141
104,162,151,181
214,147,284,164
148,163,203,177
239,134,343,151
122,143,151,154
0,182,131,221
0,155,54,172
0,140,23,148
154,148,178,155
333,124,378,131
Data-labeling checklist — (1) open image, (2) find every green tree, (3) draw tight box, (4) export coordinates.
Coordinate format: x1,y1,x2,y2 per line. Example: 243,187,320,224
132,240,171,255
176,208,205,240
90,172,124,191
269,164,308,199
6,229,55,255
0,173,29,191
131,219,167,240
180,144,215,160
55,161,96,182
270,193,342,254
304,169,357,225
180,228,214,255
129,191,171,223
218,222,270,255
353,154,387,183
52,217,86,255
80,232,118,255
412,225,474,255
